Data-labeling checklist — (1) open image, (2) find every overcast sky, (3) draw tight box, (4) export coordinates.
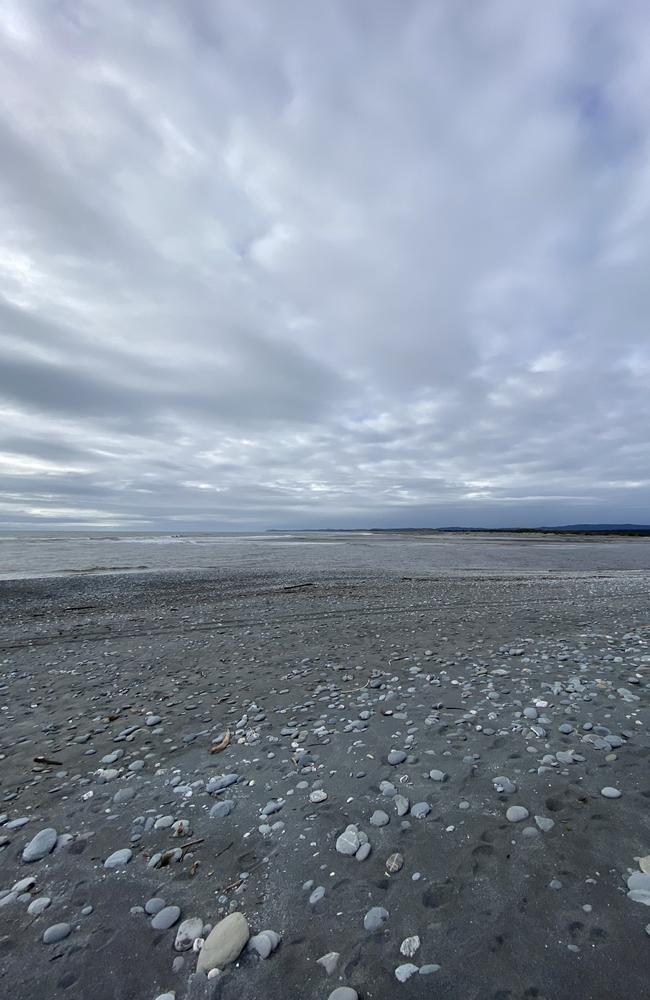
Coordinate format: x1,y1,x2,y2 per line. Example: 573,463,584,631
1,1,649,530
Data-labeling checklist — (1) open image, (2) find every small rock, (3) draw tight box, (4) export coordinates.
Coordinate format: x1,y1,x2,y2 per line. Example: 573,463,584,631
175,917,203,951
317,952,340,975
364,906,389,931
43,923,71,944
600,787,621,799
104,848,132,868
22,828,57,863
400,935,420,957
336,827,360,856
506,806,529,823
151,905,181,930
395,963,419,982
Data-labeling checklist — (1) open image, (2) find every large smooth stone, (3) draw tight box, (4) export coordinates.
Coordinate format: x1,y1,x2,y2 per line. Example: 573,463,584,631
196,912,249,972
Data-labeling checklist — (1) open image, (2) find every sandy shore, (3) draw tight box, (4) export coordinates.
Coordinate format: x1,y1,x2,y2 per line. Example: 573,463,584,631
0,568,649,1000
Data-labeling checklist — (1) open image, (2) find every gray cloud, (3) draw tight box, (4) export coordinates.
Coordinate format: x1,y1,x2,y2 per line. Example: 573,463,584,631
1,0,649,530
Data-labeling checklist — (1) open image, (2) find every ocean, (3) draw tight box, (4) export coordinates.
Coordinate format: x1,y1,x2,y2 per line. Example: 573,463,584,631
1,530,650,580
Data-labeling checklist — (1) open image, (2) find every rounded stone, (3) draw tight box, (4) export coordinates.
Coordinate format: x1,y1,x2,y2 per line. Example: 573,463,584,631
174,916,203,951
395,963,419,982
364,906,389,931
385,852,404,873
104,848,132,868
151,905,181,930
22,828,58,863
28,896,51,916
145,897,166,915
43,922,71,944
506,806,529,823
370,810,389,827
196,912,250,972
355,842,371,861
600,787,622,799
327,990,358,1000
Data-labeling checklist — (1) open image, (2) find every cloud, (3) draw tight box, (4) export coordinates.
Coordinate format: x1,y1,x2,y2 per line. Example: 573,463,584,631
1,0,649,529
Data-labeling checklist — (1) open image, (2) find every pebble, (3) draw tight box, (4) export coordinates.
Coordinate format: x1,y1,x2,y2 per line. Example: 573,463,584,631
410,802,430,819
28,897,51,916
385,852,404,873
506,806,529,823
388,750,407,765
493,776,516,794
309,886,325,905
395,963,419,982
174,917,203,951
22,827,57,863
327,990,358,1000
309,789,327,803
43,922,71,944
394,794,410,816
104,848,132,868
400,935,420,957
600,787,622,799
336,827,360,856
151,905,181,930
209,800,234,819
370,809,389,827
535,815,555,832
355,842,371,861
419,964,441,975
317,952,340,975
248,929,281,959
429,769,447,781
364,906,389,931
145,898,166,915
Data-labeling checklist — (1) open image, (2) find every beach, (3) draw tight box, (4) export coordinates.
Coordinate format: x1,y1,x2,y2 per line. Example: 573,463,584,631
0,541,649,999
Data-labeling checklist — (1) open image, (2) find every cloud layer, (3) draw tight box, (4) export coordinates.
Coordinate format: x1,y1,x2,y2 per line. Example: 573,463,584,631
1,0,649,529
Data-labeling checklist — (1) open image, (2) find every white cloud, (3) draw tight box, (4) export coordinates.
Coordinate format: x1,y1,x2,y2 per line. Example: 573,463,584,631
0,1,649,528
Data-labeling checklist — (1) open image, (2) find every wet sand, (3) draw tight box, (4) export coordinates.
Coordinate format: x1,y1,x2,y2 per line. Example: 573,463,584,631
0,567,649,1000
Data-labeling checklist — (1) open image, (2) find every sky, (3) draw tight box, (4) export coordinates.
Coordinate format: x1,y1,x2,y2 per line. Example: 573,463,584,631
1,0,649,531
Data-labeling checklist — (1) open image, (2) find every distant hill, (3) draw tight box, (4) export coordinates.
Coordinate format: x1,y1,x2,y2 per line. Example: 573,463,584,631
272,525,650,536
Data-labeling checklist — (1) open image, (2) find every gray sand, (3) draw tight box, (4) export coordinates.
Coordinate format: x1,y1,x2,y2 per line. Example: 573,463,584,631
0,564,649,999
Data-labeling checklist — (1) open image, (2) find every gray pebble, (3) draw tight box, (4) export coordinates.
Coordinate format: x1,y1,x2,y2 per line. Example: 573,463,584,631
395,963,419,982
28,897,51,916
506,806,529,823
22,828,57,863
43,922,71,944
151,905,181,930
104,848,132,868
364,906,389,931
309,886,325,905
145,898,166,915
